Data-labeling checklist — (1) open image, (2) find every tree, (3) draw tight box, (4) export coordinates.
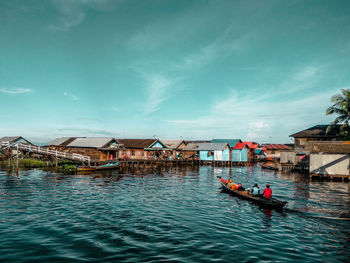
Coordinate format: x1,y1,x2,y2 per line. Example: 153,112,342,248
326,89,350,137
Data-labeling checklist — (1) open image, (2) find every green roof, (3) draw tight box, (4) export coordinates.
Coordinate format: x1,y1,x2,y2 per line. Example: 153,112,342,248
211,139,241,148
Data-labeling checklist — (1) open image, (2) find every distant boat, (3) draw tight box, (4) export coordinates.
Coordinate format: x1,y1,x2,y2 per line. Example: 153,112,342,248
219,178,287,209
77,162,121,172
260,163,278,171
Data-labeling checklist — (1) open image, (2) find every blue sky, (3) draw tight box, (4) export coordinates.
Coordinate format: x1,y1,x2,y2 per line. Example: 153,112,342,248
1,0,350,143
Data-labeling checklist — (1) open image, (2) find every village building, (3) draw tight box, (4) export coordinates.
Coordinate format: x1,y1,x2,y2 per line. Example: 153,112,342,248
117,139,168,160
181,142,201,159
198,143,230,161
47,137,120,162
211,139,242,162
161,139,186,159
306,141,350,180
232,142,249,162
280,148,297,165
262,144,292,160
290,125,342,152
242,141,259,161
0,136,34,157
0,136,33,145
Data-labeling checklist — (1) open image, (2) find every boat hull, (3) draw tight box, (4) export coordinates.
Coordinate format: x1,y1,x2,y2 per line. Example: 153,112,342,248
77,162,121,172
220,181,287,209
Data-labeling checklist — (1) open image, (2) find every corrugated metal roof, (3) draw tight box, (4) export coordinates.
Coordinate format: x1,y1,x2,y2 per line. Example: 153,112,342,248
161,140,184,149
0,136,22,142
184,140,211,144
47,137,77,146
117,139,159,149
290,125,341,138
67,137,117,148
198,143,228,151
0,136,32,144
211,139,241,148
183,142,201,151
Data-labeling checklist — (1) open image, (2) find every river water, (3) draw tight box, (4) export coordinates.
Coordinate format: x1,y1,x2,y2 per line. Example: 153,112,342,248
0,166,349,262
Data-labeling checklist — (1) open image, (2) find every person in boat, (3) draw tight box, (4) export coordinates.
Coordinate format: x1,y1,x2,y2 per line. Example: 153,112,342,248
220,178,228,184
263,184,272,198
226,179,234,189
252,183,260,196
236,183,245,191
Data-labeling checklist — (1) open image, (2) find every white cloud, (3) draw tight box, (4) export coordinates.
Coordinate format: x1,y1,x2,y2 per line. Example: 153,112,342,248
63,92,79,101
0,87,33,94
293,66,318,81
167,80,338,143
142,73,173,115
250,121,269,129
49,0,116,31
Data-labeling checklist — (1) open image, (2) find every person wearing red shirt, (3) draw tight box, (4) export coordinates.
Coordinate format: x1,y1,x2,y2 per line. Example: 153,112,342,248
263,184,272,198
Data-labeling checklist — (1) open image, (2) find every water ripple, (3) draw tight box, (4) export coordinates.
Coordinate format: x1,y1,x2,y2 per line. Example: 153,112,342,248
0,167,349,262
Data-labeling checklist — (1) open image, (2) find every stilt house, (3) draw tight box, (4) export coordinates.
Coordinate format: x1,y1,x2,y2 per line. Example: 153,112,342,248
47,137,120,162
117,139,168,160
161,139,186,159
232,142,249,162
198,143,230,161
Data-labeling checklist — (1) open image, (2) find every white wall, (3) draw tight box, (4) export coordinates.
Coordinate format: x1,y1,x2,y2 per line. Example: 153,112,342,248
310,153,350,176
280,151,296,164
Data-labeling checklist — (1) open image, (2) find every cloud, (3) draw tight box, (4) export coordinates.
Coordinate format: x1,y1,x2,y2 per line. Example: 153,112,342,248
293,66,318,81
167,70,339,143
56,126,116,137
0,87,33,94
142,73,174,115
110,106,120,112
49,0,116,31
63,92,79,101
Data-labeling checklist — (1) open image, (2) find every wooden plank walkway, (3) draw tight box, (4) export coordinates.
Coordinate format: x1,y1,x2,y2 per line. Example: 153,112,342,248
0,141,90,164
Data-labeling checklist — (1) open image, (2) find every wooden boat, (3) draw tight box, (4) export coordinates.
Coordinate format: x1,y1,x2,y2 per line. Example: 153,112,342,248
77,162,121,172
260,163,278,171
219,179,287,209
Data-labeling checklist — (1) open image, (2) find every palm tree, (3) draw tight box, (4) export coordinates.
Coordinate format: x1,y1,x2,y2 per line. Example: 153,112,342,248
326,89,350,137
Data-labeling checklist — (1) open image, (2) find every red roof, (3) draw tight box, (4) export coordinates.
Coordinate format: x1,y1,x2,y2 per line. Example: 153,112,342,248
264,144,290,150
233,142,248,150
250,143,259,149
242,141,259,149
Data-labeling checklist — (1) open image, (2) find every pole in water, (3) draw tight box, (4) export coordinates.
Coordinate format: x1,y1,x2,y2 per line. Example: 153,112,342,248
16,144,19,175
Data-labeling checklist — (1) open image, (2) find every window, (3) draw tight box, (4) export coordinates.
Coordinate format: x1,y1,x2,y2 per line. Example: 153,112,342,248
131,150,135,156
141,151,144,156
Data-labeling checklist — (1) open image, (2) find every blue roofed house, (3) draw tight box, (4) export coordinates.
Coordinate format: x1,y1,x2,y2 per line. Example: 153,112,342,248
198,143,230,161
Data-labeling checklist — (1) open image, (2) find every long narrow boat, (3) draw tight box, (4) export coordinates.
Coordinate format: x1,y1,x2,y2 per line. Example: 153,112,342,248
260,163,279,171
219,179,287,209
77,162,121,172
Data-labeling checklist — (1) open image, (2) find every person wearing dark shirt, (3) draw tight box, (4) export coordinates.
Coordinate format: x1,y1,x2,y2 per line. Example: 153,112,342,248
236,183,245,191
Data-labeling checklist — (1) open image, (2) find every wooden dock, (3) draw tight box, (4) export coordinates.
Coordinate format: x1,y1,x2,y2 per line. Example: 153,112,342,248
0,141,91,164
90,159,250,168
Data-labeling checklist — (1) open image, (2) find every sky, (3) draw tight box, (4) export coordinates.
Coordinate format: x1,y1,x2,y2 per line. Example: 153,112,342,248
1,0,350,143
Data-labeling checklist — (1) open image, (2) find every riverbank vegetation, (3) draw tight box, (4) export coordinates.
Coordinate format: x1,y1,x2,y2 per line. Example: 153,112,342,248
0,158,78,173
